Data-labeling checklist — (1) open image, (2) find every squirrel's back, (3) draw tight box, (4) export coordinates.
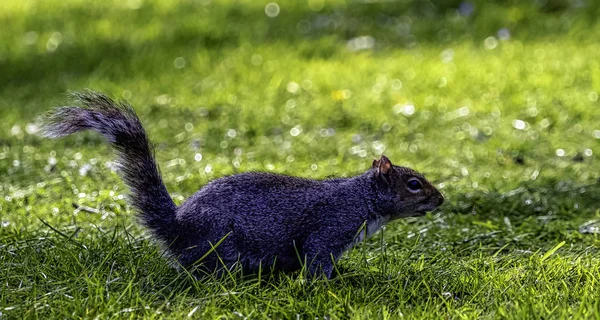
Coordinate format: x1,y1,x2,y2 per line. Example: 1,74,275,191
174,171,375,271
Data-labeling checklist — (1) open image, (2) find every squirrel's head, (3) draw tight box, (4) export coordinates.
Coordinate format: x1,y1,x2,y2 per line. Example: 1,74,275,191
371,155,444,218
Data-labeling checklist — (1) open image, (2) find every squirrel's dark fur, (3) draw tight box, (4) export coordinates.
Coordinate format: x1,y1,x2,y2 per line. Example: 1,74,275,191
40,91,444,278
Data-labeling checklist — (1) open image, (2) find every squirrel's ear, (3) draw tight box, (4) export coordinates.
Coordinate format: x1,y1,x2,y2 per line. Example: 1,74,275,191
372,159,380,168
376,155,392,175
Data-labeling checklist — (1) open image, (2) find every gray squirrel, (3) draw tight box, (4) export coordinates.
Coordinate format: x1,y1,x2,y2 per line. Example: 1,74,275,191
40,91,444,278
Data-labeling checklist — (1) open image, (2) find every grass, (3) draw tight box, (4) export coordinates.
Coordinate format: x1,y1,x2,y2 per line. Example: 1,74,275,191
1,0,600,318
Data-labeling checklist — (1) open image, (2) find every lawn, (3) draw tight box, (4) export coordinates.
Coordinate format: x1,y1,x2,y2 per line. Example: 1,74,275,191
1,0,600,318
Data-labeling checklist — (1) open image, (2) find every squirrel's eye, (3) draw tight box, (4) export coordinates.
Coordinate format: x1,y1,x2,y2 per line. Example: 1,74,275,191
407,179,423,191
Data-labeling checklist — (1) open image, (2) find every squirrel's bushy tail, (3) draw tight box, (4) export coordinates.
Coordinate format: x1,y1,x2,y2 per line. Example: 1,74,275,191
40,91,177,243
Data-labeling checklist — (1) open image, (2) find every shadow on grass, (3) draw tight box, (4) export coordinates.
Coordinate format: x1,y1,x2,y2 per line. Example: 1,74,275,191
2,0,600,91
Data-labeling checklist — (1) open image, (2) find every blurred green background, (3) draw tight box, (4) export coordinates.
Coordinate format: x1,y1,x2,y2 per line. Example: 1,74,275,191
1,0,600,318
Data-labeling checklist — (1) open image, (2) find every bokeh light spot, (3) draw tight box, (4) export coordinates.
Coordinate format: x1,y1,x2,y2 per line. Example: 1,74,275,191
265,2,280,18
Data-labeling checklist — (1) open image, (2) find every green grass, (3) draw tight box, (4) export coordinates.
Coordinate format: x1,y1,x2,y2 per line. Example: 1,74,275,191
1,0,600,318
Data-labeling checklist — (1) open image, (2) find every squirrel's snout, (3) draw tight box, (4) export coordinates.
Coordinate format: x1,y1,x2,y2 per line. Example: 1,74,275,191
435,193,445,207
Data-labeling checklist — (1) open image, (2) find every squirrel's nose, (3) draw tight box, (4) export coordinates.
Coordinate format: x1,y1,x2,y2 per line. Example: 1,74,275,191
436,193,445,207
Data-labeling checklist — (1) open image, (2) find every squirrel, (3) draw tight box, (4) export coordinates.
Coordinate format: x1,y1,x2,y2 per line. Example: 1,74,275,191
39,91,444,279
